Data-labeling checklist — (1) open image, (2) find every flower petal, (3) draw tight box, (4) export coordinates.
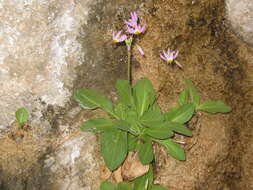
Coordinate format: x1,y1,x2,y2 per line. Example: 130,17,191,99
174,50,179,58
137,46,145,56
160,53,167,61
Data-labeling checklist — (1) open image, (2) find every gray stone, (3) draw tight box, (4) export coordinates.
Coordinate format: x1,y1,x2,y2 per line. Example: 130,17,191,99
43,134,100,190
0,0,94,126
0,0,101,189
226,0,253,46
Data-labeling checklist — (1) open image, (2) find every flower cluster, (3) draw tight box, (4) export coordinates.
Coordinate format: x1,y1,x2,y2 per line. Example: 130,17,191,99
125,12,146,35
112,12,146,43
112,12,146,55
112,11,181,67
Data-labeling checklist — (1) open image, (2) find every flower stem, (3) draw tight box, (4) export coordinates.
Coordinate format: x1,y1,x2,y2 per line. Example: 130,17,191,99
126,36,133,84
127,48,132,84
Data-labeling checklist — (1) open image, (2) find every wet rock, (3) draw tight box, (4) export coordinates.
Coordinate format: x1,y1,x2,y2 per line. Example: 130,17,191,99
226,0,253,46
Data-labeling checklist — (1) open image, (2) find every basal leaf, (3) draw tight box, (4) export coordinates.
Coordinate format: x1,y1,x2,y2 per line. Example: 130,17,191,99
140,109,164,127
125,110,140,135
197,100,231,113
169,124,192,137
126,110,138,123
74,89,116,118
117,182,133,190
150,185,167,190
133,78,156,117
116,80,133,106
152,102,162,113
15,107,29,126
114,102,127,120
100,181,117,190
185,80,200,106
113,120,132,132
178,89,189,106
162,121,185,128
147,165,154,189
144,125,174,139
133,165,153,190
128,133,138,151
81,118,115,133
157,139,186,161
133,174,149,190
138,137,154,165
101,130,127,170
164,104,194,124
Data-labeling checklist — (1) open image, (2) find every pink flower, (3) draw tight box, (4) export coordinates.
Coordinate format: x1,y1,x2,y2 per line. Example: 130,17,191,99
137,45,145,56
112,31,127,43
125,12,146,35
124,12,138,28
127,24,146,35
160,48,182,67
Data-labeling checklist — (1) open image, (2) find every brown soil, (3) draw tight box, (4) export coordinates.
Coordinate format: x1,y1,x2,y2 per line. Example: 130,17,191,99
82,0,253,189
0,124,52,190
133,0,253,189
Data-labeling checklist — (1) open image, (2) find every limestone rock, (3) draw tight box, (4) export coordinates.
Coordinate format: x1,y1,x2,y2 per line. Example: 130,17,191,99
0,0,101,189
226,0,253,46
0,0,94,126
43,134,100,190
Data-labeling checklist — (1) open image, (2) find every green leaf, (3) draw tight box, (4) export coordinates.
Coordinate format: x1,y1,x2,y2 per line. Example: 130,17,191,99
144,125,174,139
81,119,131,133
147,165,154,190
114,102,127,120
116,80,133,106
197,100,231,113
157,139,186,161
164,104,195,124
15,107,29,126
162,121,185,128
152,102,162,113
169,124,192,137
74,89,116,118
125,111,140,135
128,133,138,151
133,165,153,190
117,182,133,190
81,118,115,133
140,109,164,127
150,185,167,190
125,110,138,123
100,181,117,190
101,130,127,170
133,78,156,117
116,120,134,133
138,137,154,165
185,80,200,106
178,90,189,106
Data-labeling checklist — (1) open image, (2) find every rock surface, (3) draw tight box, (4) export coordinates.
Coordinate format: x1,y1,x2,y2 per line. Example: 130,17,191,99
0,0,93,126
43,134,100,190
0,0,253,190
0,0,102,189
226,0,253,46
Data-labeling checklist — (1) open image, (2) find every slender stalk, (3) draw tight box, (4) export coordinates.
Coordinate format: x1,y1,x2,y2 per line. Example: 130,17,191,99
127,47,132,84
126,36,133,84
